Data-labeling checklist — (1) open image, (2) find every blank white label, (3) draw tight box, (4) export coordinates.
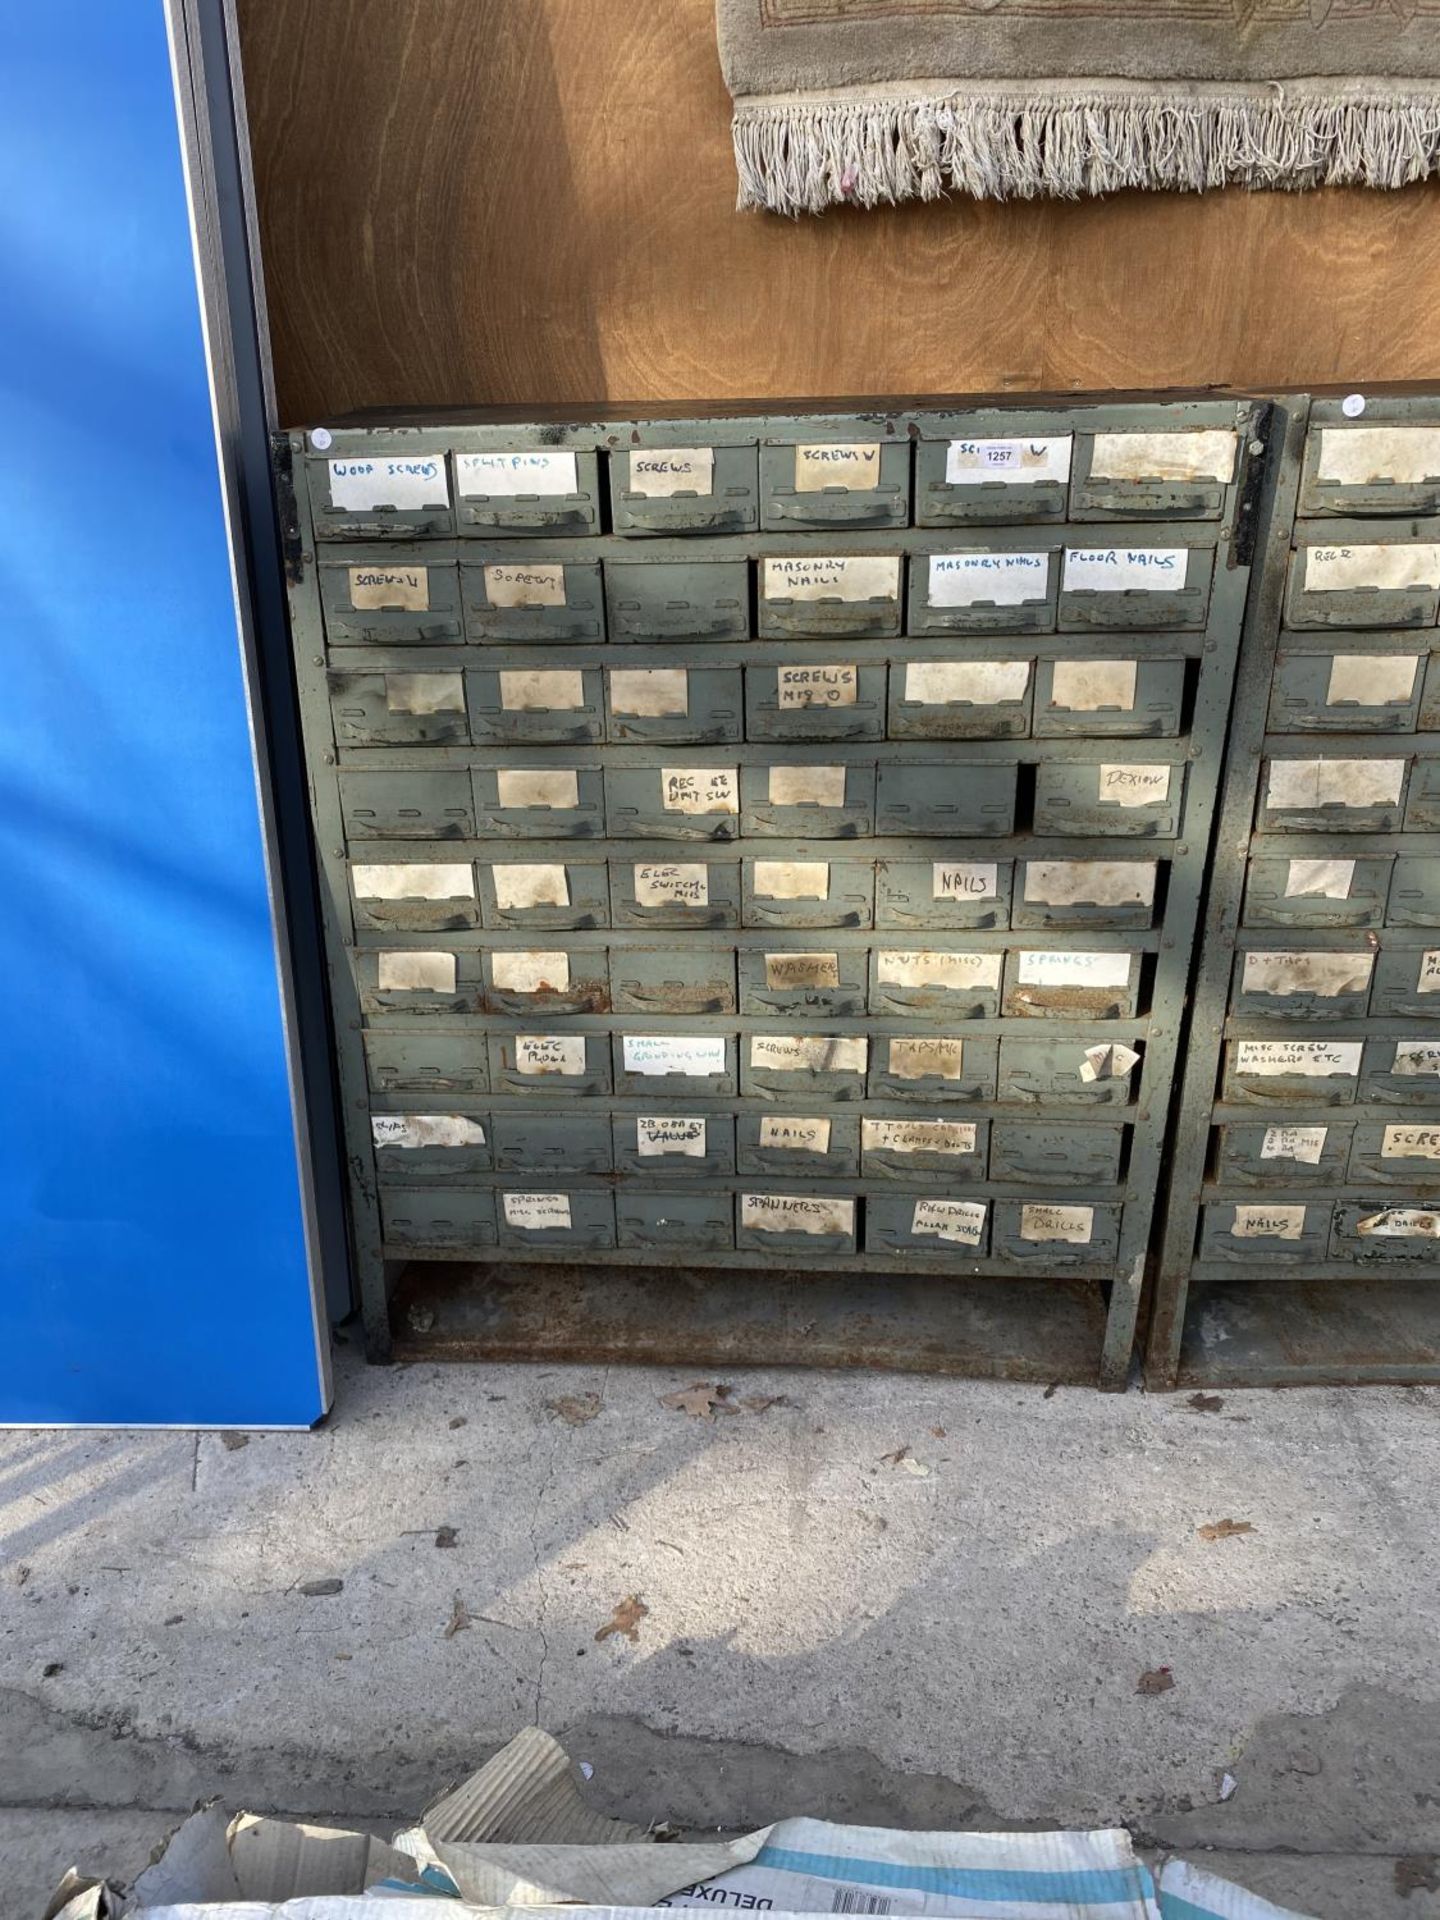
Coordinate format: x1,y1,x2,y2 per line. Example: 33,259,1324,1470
794,443,879,491
637,1116,707,1158
457,450,576,496
492,863,570,910
1418,950,1440,993
1317,426,1440,486
887,1037,965,1080
349,565,428,610
758,1115,832,1153
504,1192,573,1230
934,862,999,901
754,860,828,900
515,1035,586,1075
329,456,448,510
1242,951,1373,997
1236,1041,1362,1076
741,1193,855,1236
1021,1204,1094,1244
906,661,1030,706
496,768,580,810
662,767,738,814
377,951,455,992
372,1114,486,1150
610,668,688,717
749,1034,866,1074
499,670,584,711
352,863,473,901
483,562,566,608
1024,861,1154,907
945,437,1071,485
1232,1205,1306,1241
1260,1126,1328,1165
1079,1042,1142,1083
864,1119,976,1156
1266,759,1405,811
1050,659,1138,712
878,950,1002,990
768,765,846,808
1064,549,1189,593
764,951,841,989
1284,859,1355,901
1089,429,1237,483
622,1035,727,1076
778,664,857,707
386,673,464,716
913,1198,986,1245
629,447,714,497
1382,1125,1440,1160
1326,654,1418,707
1099,764,1172,807
927,552,1050,607
491,950,570,994
1357,1207,1440,1239
763,555,900,602
1395,1042,1440,1076
1304,543,1440,592
634,863,708,907
1018,950,1131,988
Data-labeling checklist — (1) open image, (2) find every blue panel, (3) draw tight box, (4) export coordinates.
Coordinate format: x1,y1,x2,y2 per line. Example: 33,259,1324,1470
0,1,326,1424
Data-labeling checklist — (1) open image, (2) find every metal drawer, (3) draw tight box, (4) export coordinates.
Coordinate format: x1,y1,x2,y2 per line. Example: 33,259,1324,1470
742,1032,869,1102
875,762,1017,836
759,435,909,531
497,1187,616,1249
1033,762,1183,838
988,1121,1123,1185
887,660,1033,740
1032,657,1185,739
1331,1201,1440,1262
477,860,609,932
994,1201,1122,1266
737,1111,862,1178
1369,944,1440,1019
1359,1037,1440,1107
1012,860,1157,931
380,1186,496,1251
868,947,1002,1019
351,861,479,933
1199,1200,1329,1266
1348,1123,1440,1187
487,1032,612,1099
1220,1038,1363,1108
998,1035,1140,1107
738,945,867,1017
1229,947,1374,1022
364,1030,490,1096
907,551,1058,636
609,444,758,536
355,947,479,1016
740,761,875,839
1300,421,1440,519
309,452,453,542
1070,428,1237,521
865,1193,990,1258
735,1190,859,1256
1284,540,1440,631
605,763,740,841
610,859,742,930
480,945,608,1017
1387,857,1440,928
454,448,601,537
616,1189,736,1252
605,666,743,745
1213,1122,1353,1188
319,558,463,647
339,768,475,840
491,1111,615,1176
914,432,1071,527
875,858,1012,931
867,1034,998,1104
742,858,875,929
473,765,606,839
460,557,605,642
745,664,887,742
329,670,469,748
611,1112,736,1179
1058,546,1213,631
1002,948,1142,1020
611,946,737,1016
1242,856,1390,932
758,554,902,638
1257,756,1408,834
613,1032,738,1097
605,559,749,643
860,1115,988,1184
371,1112,492,1181
465,667,604,746
1267,644,1423,734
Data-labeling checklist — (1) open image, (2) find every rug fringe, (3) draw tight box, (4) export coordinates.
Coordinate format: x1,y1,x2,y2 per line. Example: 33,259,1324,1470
731,89,1440,211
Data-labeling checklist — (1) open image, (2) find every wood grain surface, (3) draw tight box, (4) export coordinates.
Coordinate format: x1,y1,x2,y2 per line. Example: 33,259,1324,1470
235,0,1440,426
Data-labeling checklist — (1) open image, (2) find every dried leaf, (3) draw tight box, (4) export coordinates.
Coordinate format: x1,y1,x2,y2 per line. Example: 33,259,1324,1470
444,1593,472,1639
929,1425,947,1438
298,1578,343,1598
220,1432,249,1452
448,1416,468,1430
1137,1667,1175,1695
1198,1517,1255,1542
435,1526,459,1549
880,1446,930,1477
660,1382,737,1419
547,1392,602,1427
740,1393,788,1414
595,1593,649,1644
1043,1382,1060,1400
879,1445,910,1467
1188,1393,1224,1413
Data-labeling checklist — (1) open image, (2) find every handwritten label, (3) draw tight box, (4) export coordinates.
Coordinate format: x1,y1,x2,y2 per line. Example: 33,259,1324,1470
491,950,570,994
1284,859,1355,901
878,951,1002,991
741,1193,855,1236
349,565,428,610
1242,950,1372,997
483,561,566,608
1024,861,1155,908
636,1116,707,1158
1079,1042,1142,1082
1418,950,1440,993
386,673,464,716
1304,543,1440,593
634,863,709,908
628,447,714,497
933,862,998,902
661,767,738,815
1326,654,1418,707
1260,1126,1328,1165
1232,1204,1306,1241
863,1119,976,1157
764,952,841,990
1064,548,1189,593
328,456,448,510
1394,1041,1440,1076
1317,426,1440,487
491,863,570,911
610,668,689,717
1017,950,1132,988
945,436,1071,486
1265,758,1405,811
777,664,858,708
927,552,1049,608
1089,429,1237,483
456,450,576,496
749,1034,867,1074
1381,1125,1440,1160
1357,1207,1440,1239
1099,764,1172,808
376,951,456,992
1020,1203,1094,1244
514,1035,587,1076
371,1115,486,1150
905,661,1031,705
499,669,585,712
495,768,580,810
1050,659,1138,712
622,1035,727,1077
351,863,473,901
912,1198,986,1245
767,765,846,809
1235,1040,1363,1077
503,1192,573,1231
757,1116,832,1153
753,860,828,900
887,1037,966,1080
793,442,880,491
763,555,900,602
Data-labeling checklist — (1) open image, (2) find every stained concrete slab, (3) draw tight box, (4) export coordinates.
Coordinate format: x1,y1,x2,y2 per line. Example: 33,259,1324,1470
1,1352,1438,1916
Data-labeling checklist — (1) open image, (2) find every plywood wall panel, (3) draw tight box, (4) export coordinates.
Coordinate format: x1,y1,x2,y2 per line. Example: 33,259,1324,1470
236,0,1440,426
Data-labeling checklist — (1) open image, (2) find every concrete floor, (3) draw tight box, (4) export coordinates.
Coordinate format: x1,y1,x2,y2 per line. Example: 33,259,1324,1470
2,1349,1438,1917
